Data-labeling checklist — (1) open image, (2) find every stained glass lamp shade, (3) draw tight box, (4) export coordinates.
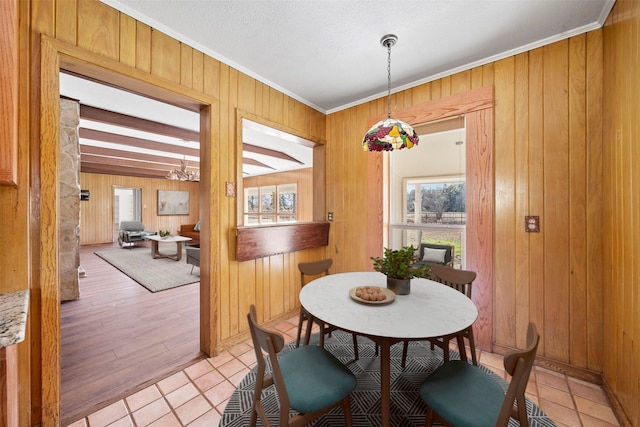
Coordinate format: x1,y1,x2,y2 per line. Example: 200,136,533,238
362,34,419,152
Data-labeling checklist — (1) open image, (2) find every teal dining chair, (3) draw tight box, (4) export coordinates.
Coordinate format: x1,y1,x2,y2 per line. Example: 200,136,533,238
247,304,357,427
295,259,333,347
420,322,540,427
296,259,361,360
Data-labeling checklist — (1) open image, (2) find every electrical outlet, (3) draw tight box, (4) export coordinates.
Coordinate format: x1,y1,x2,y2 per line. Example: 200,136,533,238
525,216,540,232
328,212,334,222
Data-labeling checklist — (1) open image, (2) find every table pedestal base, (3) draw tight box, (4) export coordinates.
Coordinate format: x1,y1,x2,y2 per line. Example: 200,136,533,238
150,240,185,261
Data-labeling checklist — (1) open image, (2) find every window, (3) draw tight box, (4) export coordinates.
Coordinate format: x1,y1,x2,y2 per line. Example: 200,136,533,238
244,183,297,225
401,177,466,268
405,179,466,225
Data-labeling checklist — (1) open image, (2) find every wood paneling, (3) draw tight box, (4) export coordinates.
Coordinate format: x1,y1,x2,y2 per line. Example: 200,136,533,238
602,1,640,425
79,173,200,245
0,0,18,185
328,35,604,374
8,0,639,424
20,2,327,425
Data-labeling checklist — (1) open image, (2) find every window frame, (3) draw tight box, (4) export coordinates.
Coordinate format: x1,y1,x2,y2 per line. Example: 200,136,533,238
243,183,298,225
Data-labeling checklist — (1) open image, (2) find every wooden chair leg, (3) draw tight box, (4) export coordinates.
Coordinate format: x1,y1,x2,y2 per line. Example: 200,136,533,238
342,396,353,427
455,333,467,362
467,326,478,366
401,341,409,368
319,321,326,347
425,406,434,427
442,338,450,363
351,334,359,361
295,308,305,347
303,312,314,345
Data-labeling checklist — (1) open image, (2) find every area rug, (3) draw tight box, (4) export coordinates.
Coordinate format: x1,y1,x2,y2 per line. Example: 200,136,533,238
221,331,555,426
95,247,199,292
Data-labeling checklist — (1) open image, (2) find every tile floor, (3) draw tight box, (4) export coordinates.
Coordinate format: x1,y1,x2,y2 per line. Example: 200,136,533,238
65,315,621,427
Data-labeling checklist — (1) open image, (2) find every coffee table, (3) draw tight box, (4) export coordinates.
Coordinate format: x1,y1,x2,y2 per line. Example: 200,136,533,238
146,235,192,261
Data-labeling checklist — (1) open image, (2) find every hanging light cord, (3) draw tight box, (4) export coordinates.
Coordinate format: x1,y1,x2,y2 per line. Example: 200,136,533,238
386,40,392,118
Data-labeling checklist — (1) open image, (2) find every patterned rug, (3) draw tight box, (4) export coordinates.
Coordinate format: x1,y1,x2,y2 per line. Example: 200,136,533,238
95,247,199,292
221,330,555,426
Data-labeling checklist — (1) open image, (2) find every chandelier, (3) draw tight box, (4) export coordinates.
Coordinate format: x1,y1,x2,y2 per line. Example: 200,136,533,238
362,34,419,152
166,158,200,182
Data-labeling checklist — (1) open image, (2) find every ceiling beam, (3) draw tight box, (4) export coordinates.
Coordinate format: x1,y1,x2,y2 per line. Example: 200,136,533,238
80,153,185,172
79,128,200,157
80,163,170,179
243,143,303,164
242,157,275,170
80,104,199,141
81,145,200,168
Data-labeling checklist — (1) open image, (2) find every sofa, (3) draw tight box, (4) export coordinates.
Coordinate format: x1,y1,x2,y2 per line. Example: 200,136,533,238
118,221,157,248
179,222,200,246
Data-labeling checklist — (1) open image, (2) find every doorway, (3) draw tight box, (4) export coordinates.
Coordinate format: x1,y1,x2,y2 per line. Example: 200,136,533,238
389,117,467,268
58,73,203,422
38,37,218,425
367,86,494,352
114,187,142,240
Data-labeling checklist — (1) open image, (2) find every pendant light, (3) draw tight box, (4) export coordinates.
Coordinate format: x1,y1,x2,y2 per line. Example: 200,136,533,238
362,34,419,152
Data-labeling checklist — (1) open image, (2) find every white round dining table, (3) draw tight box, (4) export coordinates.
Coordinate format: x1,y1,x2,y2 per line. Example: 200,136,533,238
299,271,478,427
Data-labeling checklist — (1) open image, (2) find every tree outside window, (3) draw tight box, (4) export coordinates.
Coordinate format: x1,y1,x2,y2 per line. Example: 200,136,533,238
244,183,297,224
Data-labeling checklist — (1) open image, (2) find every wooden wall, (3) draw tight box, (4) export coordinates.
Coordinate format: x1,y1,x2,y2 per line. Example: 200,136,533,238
79,172,200,245
602,0,640,425
327,32,604,372
5,0,637,424
242,168,313,222
15,0,327,425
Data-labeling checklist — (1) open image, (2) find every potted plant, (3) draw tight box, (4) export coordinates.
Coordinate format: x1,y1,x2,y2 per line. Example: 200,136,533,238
370,246,431,295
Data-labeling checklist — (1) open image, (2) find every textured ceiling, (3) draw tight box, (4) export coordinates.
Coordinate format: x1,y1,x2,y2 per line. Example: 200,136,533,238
67,0,615,180
100,0,614,113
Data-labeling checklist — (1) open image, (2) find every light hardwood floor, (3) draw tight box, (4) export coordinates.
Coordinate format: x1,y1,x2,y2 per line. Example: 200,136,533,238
61,243,203,426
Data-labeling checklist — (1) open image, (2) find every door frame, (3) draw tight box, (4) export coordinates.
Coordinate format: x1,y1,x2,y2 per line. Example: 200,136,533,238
366,86,495,351
36,35,219,424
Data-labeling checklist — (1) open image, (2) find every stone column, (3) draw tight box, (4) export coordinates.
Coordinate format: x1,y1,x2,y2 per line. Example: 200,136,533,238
59,98,81,301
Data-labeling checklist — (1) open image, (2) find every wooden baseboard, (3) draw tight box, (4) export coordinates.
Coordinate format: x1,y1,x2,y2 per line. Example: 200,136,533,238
216,308,300,353
492,342,602,384
492,342,633,426
601,376,633,427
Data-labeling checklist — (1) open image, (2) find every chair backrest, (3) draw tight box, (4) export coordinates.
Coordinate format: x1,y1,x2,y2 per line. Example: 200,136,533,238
429,263,476,298
247,305,291,420
298,258,333,286
120,220,144,231
496,322,540,426
419,243,454,267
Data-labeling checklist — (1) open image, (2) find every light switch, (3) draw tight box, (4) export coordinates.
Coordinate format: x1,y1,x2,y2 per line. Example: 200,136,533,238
525,216,540,232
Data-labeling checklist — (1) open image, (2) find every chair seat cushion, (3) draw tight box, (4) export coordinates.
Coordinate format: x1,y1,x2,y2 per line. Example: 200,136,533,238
420,360,505,427
279,345,356,414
